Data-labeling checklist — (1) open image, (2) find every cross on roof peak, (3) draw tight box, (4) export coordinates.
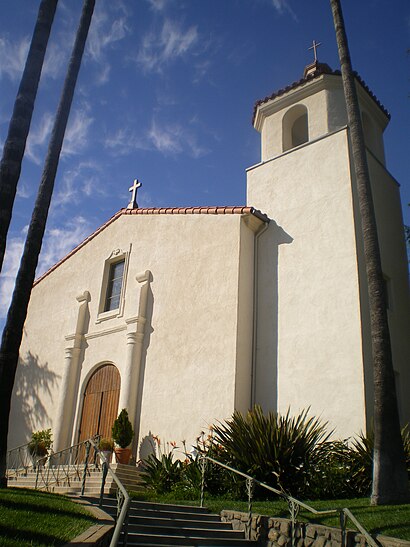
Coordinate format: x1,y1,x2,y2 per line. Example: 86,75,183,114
127,179,142,209
308,39,322,63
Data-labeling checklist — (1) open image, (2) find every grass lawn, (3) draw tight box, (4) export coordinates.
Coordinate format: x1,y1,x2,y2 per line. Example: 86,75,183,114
0,488,97,547
131,490,410,541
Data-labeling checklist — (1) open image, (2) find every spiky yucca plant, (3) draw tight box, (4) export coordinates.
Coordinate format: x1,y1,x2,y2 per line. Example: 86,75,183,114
347,426,410,496
211,406,329,497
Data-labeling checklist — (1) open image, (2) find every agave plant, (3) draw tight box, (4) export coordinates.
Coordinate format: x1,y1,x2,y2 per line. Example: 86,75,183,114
345,426,410,497
211,405,329,497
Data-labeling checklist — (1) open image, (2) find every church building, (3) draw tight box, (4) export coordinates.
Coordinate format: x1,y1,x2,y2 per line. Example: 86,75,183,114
8,61,410,461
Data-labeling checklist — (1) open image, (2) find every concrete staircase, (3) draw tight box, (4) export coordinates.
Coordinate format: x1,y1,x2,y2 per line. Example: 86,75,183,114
7,463,144,495
91,496,257,546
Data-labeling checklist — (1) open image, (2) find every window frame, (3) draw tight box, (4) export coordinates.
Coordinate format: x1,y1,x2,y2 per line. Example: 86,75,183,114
96,247,130,323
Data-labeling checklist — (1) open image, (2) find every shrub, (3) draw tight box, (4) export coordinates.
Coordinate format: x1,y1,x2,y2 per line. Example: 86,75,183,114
98,438,114,451
310,426,410,499
112,409,134,448
28,429,52,457
308,439,355,499
210,406,329,498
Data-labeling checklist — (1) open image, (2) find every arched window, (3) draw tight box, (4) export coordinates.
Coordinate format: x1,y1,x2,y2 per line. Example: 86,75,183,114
282,104,309,152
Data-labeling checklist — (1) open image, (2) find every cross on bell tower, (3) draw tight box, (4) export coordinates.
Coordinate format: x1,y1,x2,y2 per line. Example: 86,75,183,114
308,39,322,63
127,179,142,209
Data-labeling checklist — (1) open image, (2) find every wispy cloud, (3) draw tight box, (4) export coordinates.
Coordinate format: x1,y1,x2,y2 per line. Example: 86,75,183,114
0,215,92,319
42,41,69,79
136,19,198,73
104,128,150,155
0,235,25,319
26,112,54,165
104,118,208,159
62,107,94,157
148,118,208,158
16,183,32,199
88,12,129,63
0,30,71,83
270,0,297,20
0,36,29,81
53,161,103,208
25,106,93,165
146,0,169,11
37,216,92,274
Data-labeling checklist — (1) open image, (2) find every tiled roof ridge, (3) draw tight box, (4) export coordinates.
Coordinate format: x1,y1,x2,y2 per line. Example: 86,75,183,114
122,205,268,220
252,66,390,124
34,205,269,286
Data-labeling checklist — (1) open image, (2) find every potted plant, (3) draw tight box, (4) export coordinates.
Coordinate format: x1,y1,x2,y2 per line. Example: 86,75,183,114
112,409,134,464
98,437,114,464
28,429,52,467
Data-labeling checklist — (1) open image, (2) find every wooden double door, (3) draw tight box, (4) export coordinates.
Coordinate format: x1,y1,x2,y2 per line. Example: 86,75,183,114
78,364,120,443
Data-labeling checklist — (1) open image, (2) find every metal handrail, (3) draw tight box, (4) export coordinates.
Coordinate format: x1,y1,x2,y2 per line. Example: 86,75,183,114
6,441,36,476
88,437,131,547
200,455,378,547
7,437,130,547
33,437,99,490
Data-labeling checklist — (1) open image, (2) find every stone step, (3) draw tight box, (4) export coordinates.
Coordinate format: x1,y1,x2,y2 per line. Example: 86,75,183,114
98,499,225,523
121,533,255,546
87,496,257,546
127,501,213,514
6,463,144,495
126,516,232,530
125,524,246,539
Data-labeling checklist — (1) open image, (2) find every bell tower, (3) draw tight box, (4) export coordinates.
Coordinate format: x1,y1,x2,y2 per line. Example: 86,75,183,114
247,61,410,437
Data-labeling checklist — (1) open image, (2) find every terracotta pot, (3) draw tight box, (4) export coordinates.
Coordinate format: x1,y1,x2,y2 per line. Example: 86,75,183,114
114,447,131,464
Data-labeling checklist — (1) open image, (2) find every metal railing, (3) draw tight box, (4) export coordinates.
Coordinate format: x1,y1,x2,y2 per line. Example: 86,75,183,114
199,455,378,547
6,442,34,477
7,437,130,547
88,437,131,547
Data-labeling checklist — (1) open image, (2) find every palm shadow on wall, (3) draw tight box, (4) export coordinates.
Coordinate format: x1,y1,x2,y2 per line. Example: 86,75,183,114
8,347,60,448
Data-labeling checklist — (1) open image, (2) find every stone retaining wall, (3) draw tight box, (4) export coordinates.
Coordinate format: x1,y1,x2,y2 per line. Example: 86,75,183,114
220,510,410,547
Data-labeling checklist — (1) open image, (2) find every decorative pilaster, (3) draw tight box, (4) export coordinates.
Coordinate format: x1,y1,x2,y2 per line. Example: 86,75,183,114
118,271,152,456
53,291,90,452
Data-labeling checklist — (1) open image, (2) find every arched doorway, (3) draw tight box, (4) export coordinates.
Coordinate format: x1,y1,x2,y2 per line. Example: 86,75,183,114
78,364,120,443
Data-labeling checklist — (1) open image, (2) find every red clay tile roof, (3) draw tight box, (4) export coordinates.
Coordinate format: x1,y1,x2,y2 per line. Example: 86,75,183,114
34,206,269,285
252,62,390,125
122,205,269,221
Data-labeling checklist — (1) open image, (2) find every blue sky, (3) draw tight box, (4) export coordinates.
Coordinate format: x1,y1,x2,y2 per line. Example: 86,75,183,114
0,0,409,323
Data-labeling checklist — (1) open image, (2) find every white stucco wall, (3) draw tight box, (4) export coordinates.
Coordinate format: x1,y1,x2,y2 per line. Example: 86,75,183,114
247,129,367,438
9,212,262,458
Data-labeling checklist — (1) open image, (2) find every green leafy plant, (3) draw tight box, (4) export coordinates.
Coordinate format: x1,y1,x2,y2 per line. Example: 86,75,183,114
210,405,329,497
28,429,52,457
142,437,182,493
112,409,134,448
308,439,354,499
98,438,114,451
310,426,410,499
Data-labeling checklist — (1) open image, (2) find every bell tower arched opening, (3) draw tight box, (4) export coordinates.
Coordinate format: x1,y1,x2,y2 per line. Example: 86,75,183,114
282,104,309,152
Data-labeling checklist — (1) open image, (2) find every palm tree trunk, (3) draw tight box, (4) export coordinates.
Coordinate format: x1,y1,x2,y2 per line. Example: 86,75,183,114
330,0,409,504
0,0,95,488
0,0,58,274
